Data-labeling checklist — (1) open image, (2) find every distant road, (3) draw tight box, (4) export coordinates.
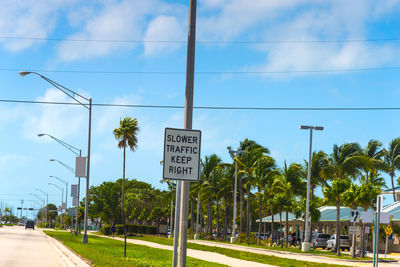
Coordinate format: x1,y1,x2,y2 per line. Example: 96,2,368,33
0,226,89,267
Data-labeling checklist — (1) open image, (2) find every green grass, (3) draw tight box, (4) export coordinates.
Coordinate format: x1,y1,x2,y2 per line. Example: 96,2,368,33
114,234,347,267
44,231,226,267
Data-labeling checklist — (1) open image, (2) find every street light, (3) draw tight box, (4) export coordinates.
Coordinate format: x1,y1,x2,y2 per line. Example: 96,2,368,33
50,158,76,174
227,146,245,243
35,188,48,227
40,134,82,235
20,71,92,244
50,176,68,214
49,182,64,228
300,125,323,252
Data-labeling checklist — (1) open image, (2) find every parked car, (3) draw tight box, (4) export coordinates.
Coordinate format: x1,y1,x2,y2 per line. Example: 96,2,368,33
326,234,351,251
311,233,331,249
25,220,35,230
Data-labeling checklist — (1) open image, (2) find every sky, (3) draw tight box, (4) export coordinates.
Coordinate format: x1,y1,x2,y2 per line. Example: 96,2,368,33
1,0,400,216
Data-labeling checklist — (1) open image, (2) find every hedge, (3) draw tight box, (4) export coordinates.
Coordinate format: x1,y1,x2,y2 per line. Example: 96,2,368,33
100,224,157,236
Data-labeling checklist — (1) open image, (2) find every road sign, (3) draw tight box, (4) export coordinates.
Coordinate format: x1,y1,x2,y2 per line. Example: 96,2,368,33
380,212,391,224
349,226,360,235
350,210,360,223
385,225,393,236
71,184,78,197
73,196,79,207
365,226,370,234
163,128,201,181
361,211,374,223
75,157,87,177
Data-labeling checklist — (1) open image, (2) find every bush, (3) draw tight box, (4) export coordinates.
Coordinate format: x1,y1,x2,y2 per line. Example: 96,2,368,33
100,224,111,235
101,224,157,236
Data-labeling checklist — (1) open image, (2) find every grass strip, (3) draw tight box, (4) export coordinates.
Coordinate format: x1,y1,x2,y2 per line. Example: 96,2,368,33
117,234,346,267
44,231,226,267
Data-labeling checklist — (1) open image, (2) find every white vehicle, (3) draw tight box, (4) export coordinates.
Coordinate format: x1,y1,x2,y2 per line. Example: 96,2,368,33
326,234,351,251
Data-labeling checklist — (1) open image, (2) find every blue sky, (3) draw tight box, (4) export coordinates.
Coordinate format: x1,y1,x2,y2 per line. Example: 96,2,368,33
1,0,400,215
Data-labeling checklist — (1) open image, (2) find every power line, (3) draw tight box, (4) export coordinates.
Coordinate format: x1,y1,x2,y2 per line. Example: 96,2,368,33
1,36,400,44
1,99,400,111
1,66,400,75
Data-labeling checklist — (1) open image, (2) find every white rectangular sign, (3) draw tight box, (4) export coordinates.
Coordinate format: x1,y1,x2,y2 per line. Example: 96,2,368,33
163,128,201,181
349,226,360,235
71,184,78,197
350,210,361,223
361,211,374,223
75,157,87,177
380,212,391,224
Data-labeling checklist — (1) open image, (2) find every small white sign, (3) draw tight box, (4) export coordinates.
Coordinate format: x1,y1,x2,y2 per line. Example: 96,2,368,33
73,197,79,207
350,210,361,223
71,184,78,197
75,157,87,177
349,226,360,235
361,211,374,223
365,226,370,234
379,212,391,224
163,128,201,181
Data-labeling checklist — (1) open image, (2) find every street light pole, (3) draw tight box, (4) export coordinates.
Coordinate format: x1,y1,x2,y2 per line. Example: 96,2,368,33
35,189,48,227
50,175,68,228
300,125,323,252
48,156,81,235
49,183,63,228
21,71,92,243
227,147,244,243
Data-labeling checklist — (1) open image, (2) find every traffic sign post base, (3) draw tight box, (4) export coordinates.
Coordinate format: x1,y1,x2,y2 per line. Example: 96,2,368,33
302,242,311,252
230,236,238,243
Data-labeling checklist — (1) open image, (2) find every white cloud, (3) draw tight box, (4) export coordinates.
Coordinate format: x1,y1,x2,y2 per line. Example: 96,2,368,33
22,89,86,140
0,153,30,169
57,0,186,61
143,16,185,56
0,0,74,51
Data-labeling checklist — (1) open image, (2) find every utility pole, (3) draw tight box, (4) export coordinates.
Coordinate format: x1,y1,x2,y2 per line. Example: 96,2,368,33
177,1,197,266
20,200,24,218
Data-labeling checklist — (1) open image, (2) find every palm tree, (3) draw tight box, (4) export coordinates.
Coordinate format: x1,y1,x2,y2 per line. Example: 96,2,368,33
384,138,400,201
321,143,362,256
200,154,222,237
253,155,277,244
237,142,269,238
113,116,139,257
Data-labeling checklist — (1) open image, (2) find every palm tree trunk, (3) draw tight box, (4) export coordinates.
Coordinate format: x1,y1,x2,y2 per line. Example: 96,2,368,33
216,198,220,238
258,193,262,245
122,146,127,257
247,187,251,238
239,176,243,233
263,207,267,246
271,211,274,245
279,209,283,247
336,199,341,256
285,210,289,247
208,203,212,238
391,173,396,202
190,199,194,234
199,200,203,233
224,198,228,239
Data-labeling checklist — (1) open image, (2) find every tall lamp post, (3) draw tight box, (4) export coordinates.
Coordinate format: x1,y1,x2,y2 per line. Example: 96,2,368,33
300,125,323,252
49,182,63,227
30,193,44,223
40,134,82,235
20,71,92,244
35,188,48,227
50,175,68,225
227,146,244,243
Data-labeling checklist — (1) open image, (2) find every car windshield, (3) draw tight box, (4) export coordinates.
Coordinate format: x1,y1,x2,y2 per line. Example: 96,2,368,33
318,234,330,238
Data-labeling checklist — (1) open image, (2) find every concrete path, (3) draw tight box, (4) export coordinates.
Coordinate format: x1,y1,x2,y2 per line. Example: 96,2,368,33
188,239,399,267
100,235,274,267
0,226,90,267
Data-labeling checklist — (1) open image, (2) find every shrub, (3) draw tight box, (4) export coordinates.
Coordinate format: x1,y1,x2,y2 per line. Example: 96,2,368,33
100,224,111,235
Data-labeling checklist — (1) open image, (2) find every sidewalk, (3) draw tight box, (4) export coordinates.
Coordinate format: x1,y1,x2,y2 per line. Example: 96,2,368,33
98,234,273,267
188,240,399,267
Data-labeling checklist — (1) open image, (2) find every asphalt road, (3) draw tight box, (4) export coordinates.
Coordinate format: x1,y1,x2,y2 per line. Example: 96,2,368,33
0,226,89,267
